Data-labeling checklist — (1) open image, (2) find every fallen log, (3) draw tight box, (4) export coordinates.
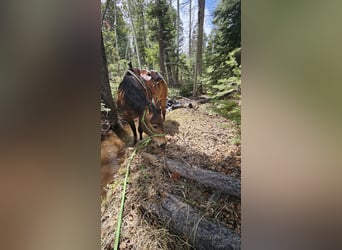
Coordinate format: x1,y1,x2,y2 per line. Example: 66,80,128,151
141,193,241,250
166,158,241,197
140,153,240,197
196,95,211,104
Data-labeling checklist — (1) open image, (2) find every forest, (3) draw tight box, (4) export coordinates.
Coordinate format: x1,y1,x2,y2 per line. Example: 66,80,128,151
101,0,241,249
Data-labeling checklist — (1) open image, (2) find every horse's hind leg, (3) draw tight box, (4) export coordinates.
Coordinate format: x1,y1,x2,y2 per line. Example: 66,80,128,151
128,119,137,144
162,107,166,121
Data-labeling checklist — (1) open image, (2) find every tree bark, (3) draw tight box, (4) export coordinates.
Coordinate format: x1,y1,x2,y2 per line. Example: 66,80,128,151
176,0,180,86
194,0,205,97
141,153,240,197
141,193,241,250
101,31,120,129
165,56,174,86
101,0,110,25
188,0,192,58
113,0,120,71
166,158,241,197
141,2,148,62
157,0,167,80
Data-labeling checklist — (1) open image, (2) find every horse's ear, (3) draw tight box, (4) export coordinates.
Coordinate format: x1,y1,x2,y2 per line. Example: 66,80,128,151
128,62,133,69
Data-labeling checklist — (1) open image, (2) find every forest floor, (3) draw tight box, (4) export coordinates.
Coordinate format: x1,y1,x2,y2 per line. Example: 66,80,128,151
101,98,241,250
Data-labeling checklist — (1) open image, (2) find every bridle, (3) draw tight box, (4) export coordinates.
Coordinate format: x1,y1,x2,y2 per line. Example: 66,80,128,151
141,108,165,137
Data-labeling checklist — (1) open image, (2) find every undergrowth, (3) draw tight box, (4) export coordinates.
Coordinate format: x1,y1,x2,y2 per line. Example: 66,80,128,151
211,99,241,125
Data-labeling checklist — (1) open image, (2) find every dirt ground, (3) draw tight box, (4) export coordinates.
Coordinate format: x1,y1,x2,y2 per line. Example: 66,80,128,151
101,100,241,249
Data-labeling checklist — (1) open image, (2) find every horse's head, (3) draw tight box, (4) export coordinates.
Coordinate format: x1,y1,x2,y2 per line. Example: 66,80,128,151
141,102,166,146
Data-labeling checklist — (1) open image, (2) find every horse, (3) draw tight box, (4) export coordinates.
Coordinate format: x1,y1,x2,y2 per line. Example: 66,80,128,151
116,65,166,146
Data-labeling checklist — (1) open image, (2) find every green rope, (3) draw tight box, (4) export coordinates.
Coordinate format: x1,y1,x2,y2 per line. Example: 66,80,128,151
113,110,165,250
140,109,166,137
113,135,154,250
113,149,135,250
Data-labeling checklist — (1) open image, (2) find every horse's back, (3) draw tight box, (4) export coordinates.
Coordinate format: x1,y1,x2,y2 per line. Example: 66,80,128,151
117,74,148,119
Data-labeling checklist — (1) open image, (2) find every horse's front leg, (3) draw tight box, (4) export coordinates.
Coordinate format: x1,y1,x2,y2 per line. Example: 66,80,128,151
128,119,138,144
138,119,143,140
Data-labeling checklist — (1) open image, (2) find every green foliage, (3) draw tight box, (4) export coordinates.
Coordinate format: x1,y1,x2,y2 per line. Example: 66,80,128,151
147,0,177,43
102,0,185,87
102,28,119,65
128,0,149,66
205,0,241,73
203,0,241,123
203,48,241,98
102,1,129,59
145,42,160,70
147,0,181,85
177,53,192,83
179,82,193,97
168,87,181,98
213,0,241,51
212,100,241,125
205,49,241,124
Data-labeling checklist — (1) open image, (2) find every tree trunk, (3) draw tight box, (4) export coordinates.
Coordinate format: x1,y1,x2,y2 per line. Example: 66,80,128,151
158,37,167,81
188,0,192,58
141,4,148,63
194,0,205,97
113,0,119,71
101,31,120,129
165,56,174,86
101,0,110,25
127,0,141,69
157,0,167,80
141,152,241,197
166,158,240,197
176,0,180,86
141,193,241,250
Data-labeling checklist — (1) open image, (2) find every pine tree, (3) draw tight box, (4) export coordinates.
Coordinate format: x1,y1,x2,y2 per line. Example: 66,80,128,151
147,0,178,86
193,0,205,97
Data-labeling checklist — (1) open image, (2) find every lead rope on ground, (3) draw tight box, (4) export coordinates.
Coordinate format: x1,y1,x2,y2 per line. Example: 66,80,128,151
113,137,150,250
113,115,164,250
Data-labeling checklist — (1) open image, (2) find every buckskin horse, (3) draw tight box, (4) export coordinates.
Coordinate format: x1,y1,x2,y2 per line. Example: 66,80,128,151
116,64,166,146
